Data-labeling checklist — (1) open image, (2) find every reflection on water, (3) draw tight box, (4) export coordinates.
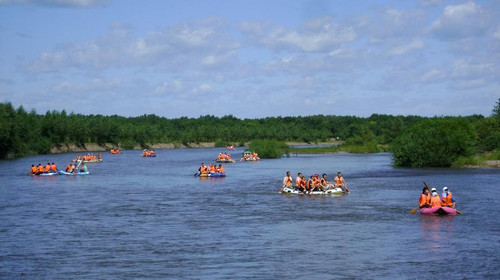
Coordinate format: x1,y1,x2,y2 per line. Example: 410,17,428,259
420,215,455,249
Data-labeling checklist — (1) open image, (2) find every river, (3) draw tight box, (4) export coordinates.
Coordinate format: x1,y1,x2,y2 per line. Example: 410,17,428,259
1,148,499,279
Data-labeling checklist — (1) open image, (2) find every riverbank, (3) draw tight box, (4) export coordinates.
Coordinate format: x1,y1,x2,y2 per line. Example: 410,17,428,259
50,142,218,154
49,141,345,154
41,142,500,169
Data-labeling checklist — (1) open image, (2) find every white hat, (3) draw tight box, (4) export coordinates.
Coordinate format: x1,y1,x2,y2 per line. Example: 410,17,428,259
431,188,437,192
443,186,448,191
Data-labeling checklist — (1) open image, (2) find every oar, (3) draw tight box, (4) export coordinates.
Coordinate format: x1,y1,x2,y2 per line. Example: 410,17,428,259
456,209,462,214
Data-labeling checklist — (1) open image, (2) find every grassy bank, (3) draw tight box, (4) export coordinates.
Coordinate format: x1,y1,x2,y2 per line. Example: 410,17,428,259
289,142,390,154
452,150,500,168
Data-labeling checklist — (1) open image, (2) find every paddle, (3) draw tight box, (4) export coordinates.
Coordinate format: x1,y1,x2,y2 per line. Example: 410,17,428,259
409,207,419,214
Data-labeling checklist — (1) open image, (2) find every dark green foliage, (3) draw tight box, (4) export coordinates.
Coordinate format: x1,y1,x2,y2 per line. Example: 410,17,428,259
0,101,497,167
249,140,289,159
492,97,500,118
391,118,477,167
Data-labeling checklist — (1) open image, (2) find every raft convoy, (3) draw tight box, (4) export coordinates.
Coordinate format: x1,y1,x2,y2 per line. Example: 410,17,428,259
27,148,461,215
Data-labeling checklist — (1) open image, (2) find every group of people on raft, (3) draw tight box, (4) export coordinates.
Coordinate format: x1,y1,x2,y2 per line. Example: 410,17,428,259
198,163,225,174
28,162,88,175
226,145,236,150
142,149,156,157
419,186,456,209
242,151,259,160
29,162,58,175
217,153,233,161
74,153,101,162
110,149,120,154
282,171,350,193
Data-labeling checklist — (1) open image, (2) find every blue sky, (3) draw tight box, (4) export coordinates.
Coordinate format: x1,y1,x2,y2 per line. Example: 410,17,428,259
0,0,499,118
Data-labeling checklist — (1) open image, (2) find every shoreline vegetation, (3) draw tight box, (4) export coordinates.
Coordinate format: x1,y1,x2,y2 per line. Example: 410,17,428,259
43,140,499,169
1,100,499,168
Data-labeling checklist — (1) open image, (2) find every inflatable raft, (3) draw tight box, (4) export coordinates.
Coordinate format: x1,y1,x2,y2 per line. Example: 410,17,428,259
59,171,90,176
216,158,235,163
420,206,457,216
280,186,346,195
28,172,59,176
196,172,226,177
72,159,102,163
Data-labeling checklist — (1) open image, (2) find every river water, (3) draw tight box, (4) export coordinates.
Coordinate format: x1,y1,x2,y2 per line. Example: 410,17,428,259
0,148,499,279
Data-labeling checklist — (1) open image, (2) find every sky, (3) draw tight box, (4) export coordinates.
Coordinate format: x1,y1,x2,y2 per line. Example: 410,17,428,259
0,0,499,118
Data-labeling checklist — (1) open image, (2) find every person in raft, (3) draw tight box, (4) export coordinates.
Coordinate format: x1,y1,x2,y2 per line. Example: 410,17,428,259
441,187,456,209
217,164,225,173
295,172,305,192
334,172,350,193
418,186,431,208
80,163,88,173
282,171,293,188
50,162,58,172
429,188,442,208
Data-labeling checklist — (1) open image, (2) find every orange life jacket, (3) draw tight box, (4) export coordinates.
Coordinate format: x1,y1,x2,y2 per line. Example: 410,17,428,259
335,176,344,187
419,193,430,207
300,179,306,188
44,165,51,173
441,192,453,207
219,167,225,173
296,177,302,187
66,165,72,172
51,164,57,172
284,176,292,186
430,195,442,208
37,165,44,173
30,166,37,173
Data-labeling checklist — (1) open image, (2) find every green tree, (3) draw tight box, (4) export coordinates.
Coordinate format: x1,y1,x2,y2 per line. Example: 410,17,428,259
392,118,477,167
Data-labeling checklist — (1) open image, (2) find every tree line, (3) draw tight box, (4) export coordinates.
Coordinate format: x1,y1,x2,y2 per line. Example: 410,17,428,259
1,100,499,167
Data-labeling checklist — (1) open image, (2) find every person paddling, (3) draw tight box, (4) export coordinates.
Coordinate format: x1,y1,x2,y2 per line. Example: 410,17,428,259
29,164,37,175
441,187,456,209
419,186,431,208
282,171,293,189
334,172,349,193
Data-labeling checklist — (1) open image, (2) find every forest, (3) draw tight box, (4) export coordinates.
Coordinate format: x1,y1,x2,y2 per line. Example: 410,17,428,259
1,99,499,167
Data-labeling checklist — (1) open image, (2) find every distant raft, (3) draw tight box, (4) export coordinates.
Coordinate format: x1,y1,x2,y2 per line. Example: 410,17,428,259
72,159,102,163
59,171,90,176
280,186,347,195
420,206,457,216
195,172,226,177
215,158,235,163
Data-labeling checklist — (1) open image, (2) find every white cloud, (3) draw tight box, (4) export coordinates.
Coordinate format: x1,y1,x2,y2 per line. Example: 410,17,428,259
27,18,239,72
240,17,356,52
388,39,425,56
429,1,492,40
420,69,447,83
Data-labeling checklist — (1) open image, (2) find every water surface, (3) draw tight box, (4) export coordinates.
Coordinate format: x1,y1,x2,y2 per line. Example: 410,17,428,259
1,149,499,279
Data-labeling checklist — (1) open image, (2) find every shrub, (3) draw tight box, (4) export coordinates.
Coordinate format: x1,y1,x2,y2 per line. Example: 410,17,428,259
249,139,289,159
391,118,476,167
